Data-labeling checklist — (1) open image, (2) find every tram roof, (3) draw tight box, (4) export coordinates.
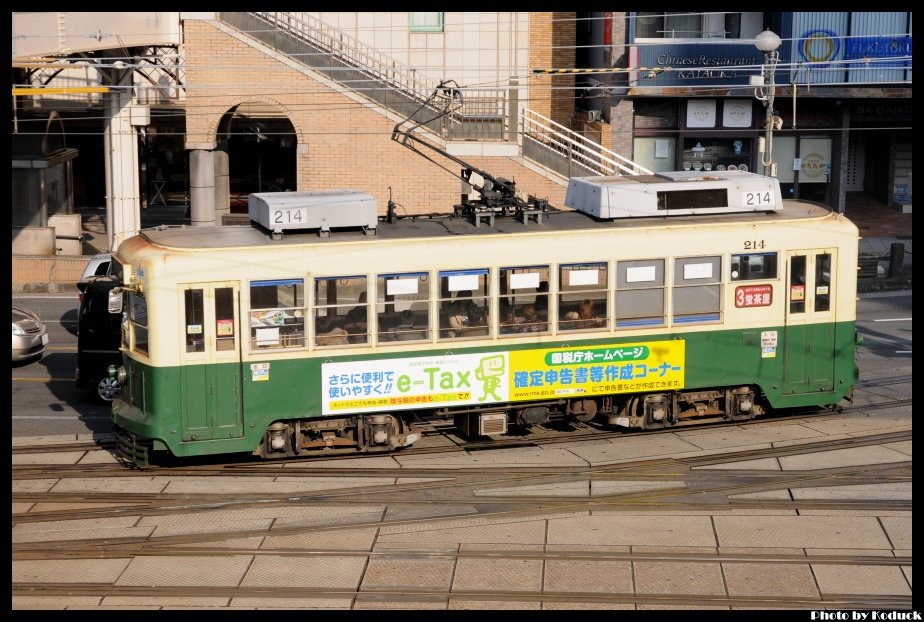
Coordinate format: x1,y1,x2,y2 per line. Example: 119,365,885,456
137,199,846,251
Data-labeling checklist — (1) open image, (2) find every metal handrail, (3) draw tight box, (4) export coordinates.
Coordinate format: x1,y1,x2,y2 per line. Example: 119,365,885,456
219,12,652,175
522,108,652,176
254,12,433,104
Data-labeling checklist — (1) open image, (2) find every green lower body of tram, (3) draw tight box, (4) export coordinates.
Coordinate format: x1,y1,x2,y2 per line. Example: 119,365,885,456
112,321,858,464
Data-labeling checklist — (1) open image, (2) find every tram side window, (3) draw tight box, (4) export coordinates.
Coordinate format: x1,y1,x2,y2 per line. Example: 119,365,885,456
214,287,236,351
559,263,608,332
377,272,430,342
789,255,806,314
184,289,205,353
439,270,489,340
730,252,778,281
615,259,665,328
672,256,722,324
498,266,550,335
815,253,831,312
128,291,149,355
249,279,305,349
314,276,368,346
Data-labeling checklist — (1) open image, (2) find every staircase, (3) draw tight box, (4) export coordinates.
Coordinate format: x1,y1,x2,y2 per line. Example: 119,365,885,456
522,109,652,178
217,12,649,181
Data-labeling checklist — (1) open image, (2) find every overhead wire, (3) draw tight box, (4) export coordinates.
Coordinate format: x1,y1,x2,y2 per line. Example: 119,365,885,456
12,11,911,136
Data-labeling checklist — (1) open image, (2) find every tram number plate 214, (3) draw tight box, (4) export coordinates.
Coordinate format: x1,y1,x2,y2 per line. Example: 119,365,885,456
743,191,774,207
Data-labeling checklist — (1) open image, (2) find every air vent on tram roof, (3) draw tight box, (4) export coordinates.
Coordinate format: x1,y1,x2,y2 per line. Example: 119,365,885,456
564,170,783,220
248,190,378,238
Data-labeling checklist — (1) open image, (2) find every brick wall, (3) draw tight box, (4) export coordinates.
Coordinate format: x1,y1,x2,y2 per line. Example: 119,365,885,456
183,21,566,216
13,256,89,291
610,99,635,160
528,13,576,127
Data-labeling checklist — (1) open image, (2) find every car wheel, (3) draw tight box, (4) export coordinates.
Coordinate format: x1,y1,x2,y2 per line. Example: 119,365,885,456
96,376,122,402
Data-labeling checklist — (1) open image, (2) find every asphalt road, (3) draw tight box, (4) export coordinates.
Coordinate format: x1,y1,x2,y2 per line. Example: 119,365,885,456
11,290,912,439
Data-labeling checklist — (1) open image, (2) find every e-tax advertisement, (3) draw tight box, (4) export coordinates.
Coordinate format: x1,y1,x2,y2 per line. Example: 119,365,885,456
321,340,685,415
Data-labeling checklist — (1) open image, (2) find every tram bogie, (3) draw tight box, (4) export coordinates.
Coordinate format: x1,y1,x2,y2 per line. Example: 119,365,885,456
255,414,421,458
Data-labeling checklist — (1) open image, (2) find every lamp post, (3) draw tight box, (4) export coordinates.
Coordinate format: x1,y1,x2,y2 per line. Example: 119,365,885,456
754,29,781,177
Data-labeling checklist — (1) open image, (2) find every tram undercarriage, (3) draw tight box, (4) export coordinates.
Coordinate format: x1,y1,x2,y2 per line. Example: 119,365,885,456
254,414,420,458
254,385,766,458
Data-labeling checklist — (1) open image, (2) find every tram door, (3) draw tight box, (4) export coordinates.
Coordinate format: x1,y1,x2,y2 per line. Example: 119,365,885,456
782,250,836,395
179,282,244,441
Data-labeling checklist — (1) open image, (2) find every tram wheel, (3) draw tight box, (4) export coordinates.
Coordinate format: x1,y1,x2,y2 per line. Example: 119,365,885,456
570,398,598,423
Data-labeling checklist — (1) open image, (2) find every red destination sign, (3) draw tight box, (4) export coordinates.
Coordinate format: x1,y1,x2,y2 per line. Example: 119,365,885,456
735,285,773,308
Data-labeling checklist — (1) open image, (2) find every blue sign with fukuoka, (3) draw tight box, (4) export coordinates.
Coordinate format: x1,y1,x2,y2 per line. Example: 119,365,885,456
845,36,912,68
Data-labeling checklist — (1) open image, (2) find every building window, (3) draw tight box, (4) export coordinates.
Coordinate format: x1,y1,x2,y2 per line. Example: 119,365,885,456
682,138,752,173
410,12,443,33
635,12,761,40
636,12,703,39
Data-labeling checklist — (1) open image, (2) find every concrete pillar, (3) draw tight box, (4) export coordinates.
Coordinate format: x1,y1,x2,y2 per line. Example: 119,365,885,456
214,149,230,223
832,104,850,214
609,98,635,163
104,75,141,251
189,149,216,227
508,77,519,144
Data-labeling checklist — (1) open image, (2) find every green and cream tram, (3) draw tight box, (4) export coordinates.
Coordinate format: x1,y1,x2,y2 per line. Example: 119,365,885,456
109,171,860,464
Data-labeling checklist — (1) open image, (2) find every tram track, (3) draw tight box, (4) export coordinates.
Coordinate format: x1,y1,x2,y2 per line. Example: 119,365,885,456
13,431,911,536
10,581,912,610
13,416,912,610
10,395,911,468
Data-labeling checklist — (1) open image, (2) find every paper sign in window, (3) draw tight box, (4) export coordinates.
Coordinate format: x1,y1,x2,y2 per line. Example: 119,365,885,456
568,270,599,287
217,319,234,336
256,327,280,346
386,278,419,296
510,272,540,289
626,266,656,283
683,263,713,280
448,274,479,292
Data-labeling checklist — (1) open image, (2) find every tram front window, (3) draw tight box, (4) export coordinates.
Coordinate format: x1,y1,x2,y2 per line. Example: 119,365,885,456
129,291,149,355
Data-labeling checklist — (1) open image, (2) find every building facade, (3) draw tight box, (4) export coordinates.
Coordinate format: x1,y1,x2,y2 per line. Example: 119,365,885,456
596,11,912,214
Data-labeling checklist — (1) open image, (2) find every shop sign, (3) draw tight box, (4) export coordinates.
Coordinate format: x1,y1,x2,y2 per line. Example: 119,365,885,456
799,153,829,180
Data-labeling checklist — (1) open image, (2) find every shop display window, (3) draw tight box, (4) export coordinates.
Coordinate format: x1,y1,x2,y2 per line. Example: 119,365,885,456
681,138,752,173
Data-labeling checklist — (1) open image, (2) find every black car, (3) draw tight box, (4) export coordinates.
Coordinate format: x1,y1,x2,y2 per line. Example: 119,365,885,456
76,275,123,401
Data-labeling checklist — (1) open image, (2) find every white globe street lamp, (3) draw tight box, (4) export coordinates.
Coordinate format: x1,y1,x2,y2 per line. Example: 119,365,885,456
754,30,782,177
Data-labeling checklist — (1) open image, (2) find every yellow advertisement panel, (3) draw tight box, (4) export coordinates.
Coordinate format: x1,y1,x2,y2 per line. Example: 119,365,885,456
321,340,684,415
508,340,685,401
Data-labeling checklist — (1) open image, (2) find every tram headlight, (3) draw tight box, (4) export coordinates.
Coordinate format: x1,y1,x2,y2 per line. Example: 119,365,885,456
110,365,127,385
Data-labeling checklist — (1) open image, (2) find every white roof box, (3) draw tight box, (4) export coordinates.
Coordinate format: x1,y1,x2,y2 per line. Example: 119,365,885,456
249,190,378,236
564,171,783,219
